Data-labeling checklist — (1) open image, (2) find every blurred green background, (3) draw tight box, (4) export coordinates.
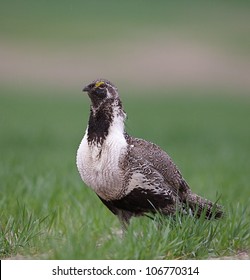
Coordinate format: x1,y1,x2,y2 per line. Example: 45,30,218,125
1,0,250,91
0,0,250,259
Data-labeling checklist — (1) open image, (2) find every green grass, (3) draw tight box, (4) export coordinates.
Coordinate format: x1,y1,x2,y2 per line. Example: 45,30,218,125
0,86,250,259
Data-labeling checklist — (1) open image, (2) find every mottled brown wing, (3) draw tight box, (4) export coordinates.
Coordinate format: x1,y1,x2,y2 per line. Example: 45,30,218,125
124,134,190,195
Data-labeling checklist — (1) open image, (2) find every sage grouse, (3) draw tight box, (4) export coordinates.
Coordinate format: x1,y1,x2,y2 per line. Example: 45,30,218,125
76,79,223,229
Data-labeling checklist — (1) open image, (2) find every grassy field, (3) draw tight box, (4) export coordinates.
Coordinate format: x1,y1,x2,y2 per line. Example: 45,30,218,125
0,86,249,259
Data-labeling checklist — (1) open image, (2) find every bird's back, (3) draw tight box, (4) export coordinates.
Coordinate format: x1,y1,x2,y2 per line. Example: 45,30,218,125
121,134,223,219
124,134,190,196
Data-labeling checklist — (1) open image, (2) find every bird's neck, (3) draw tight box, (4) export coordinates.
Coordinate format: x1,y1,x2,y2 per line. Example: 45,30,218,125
87,100,126,146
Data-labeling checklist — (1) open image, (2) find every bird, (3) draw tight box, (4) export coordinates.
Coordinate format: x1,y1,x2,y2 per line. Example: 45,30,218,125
76,79,223,230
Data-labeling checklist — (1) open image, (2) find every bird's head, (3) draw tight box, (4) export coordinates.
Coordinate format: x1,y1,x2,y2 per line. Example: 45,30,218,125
83,79,119,107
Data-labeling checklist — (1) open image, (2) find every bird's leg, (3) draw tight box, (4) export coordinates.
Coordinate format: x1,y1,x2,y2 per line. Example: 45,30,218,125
117,210,132,236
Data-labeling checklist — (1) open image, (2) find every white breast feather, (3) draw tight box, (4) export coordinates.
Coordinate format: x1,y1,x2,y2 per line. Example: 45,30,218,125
76,115,127,201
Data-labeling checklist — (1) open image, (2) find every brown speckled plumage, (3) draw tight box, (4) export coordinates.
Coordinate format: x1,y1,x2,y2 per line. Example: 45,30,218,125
76,79,223,229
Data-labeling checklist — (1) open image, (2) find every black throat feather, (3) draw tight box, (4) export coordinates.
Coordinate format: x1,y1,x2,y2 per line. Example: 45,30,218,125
87,99,115,146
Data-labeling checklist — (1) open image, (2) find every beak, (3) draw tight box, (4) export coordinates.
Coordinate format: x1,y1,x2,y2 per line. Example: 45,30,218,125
82,85,90,92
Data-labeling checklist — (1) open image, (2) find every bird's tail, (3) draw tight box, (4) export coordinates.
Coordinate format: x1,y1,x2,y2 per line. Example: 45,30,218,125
185,192,224,219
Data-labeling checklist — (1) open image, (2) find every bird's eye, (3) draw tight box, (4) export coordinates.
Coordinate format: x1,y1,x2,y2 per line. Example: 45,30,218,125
98,83,105,89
